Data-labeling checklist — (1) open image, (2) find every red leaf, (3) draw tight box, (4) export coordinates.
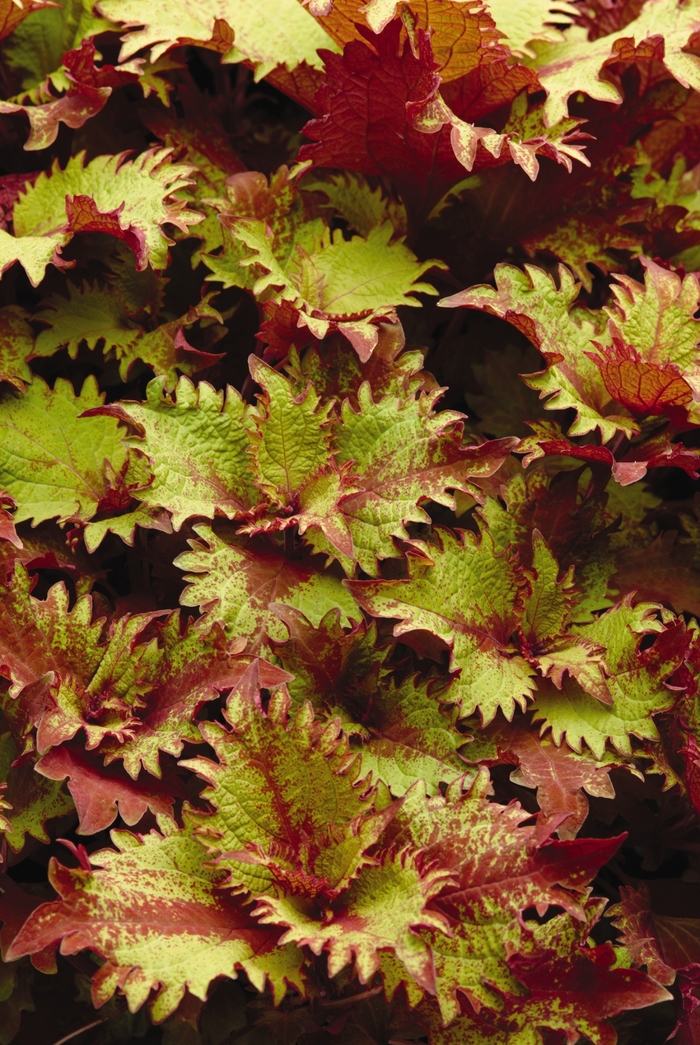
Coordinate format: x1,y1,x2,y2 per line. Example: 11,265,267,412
65,195,148,270
588,339,693,417
35,743,183,835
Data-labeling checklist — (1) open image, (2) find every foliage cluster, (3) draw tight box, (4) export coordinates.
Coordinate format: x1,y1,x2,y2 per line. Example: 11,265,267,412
1,0,700,1043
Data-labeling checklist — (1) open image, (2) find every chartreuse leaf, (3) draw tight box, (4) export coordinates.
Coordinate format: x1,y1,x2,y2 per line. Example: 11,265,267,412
34,282,142,360
531,599,689,758
358,675,468,797
255,851,452,992
248,356,333,506
349,528,534,724
326,383,516,575
0,376,130,526
0,729,74,852
96,376,258,531
185,689,391,898
98,0,337,78
7,817,305,1020
525,0,700,126
441,262,635,441
485,0,578,57
175,523,359,649
0,306,35,390
304,172,407,238
11,149,201,274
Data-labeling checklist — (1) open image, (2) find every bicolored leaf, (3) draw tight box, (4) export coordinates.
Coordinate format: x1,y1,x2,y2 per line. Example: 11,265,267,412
0,376,131,526
0,0,57,41
348,528,534,723
176,523,359,648
441,261,634,441
0,729,74,852
609,881,700,985
0,306,35,390
525,0,700,126
531,598,689,757
98,0,338,79
184,687,389,898
255,850,452,992
7,818,305,1020
93,376,258,531
326,383,517,575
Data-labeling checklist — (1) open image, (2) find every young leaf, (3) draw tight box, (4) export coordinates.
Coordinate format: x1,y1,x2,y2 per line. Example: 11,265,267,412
348,528,534,723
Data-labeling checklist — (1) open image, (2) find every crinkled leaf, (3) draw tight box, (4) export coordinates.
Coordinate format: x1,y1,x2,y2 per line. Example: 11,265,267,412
7,818,304,1020
348,528,534,723
0,376,132,526
176,523,359,649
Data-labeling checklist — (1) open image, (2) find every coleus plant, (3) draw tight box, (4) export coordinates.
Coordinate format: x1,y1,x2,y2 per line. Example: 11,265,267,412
1,1,700,1044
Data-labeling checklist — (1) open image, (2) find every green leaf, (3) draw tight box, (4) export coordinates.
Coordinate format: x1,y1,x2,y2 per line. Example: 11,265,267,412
96,376,258,531
3,0,111,91
349,528,534,724
12,148,201,273
0,306,35,390
531,599,689,757
248,356,333,507
7,817,305,1020
98,0,338,79
0,376,130,525
184,689,388,898
328,383,516,575
525,0,700,126
0,730,74,852
441,262,635,441
175,523,359,648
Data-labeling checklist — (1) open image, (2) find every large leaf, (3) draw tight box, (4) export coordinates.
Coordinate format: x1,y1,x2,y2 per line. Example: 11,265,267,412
97,0,338,79
185,687,391,898
7,818,304,1020
348,527,534,723
0,376,131,526
94,376,258,531
176,523,359,648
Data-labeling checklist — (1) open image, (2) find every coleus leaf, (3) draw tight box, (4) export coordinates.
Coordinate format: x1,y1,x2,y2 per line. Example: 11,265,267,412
247,355,334,507
524,0,700,126
505,912,672,1045
184,685,390,899
0,306,35,390
97,0,338,79
0,0,56,41
0,492,21,550
531,597,689,757
466,719,618,839
5,148,201,283
609,881,700,986
33,283,225,387
384,769,623,1022
357,674,467,797
230,211,442,361
175,523,359,649
271,606,386,714
0,728,74,852
441,261,634,441
92,376,259,531
0,376,133,526
7,817,305,1020
321,383,517,575
256,849,452,992
35,741,180,835
348,527,534,723
97,614,293,779
0,38,139,152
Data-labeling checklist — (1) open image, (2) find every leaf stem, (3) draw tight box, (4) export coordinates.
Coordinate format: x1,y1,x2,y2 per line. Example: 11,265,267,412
50,1019,106,1045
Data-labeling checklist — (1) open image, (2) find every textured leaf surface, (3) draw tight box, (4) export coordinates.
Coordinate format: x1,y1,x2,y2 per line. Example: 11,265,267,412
176,524,359,648
0,377,129,525
98,0,338,77
349,528,534,722
7,818,304,1019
